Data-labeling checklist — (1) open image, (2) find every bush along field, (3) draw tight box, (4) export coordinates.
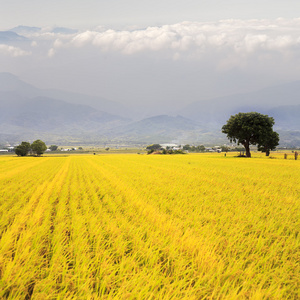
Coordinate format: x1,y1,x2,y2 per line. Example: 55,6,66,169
0,153,299,299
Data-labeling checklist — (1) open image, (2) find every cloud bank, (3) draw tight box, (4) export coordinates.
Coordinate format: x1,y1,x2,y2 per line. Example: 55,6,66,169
48,19,300,61
2,19,300,64
2,19,300,110
0,44,31,57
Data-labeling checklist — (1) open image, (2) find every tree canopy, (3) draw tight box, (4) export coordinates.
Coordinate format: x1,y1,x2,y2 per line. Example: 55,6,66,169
49,145,58,151
146,144,162,151
15,142,31,156
222,112,279,157
257,131,280,156
31,139,47,156
183,144,206,152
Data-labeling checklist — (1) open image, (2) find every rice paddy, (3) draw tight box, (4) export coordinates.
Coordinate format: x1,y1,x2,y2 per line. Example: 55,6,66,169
0,153,299,299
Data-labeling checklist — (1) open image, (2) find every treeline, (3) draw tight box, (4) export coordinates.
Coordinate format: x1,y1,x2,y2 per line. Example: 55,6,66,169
147,148,186,155
146,144,185,155
15,140,47,156
145,143,258,155
182,145,206,152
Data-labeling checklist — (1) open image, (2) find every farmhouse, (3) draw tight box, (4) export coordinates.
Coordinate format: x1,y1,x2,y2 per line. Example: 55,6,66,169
160,143,181,150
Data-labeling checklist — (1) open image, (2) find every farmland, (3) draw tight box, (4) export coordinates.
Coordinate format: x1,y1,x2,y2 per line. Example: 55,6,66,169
0,153,299,299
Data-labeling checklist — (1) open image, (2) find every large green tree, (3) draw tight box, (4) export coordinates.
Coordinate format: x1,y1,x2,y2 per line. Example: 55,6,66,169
31,139,47,156
222,112,279,157
15,142,31,156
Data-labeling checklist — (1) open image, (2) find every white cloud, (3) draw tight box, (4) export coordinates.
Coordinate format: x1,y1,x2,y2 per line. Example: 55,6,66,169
31,41,38,47
0,44,31,57
45,19,300,61
48,48,56,57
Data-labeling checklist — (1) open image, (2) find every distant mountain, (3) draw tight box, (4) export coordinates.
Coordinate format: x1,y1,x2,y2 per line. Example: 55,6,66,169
41,89,133,118
0,73,131,143
0,73,37,94
1,72,300,146
0,95,128,136
276,130,300,148
10,26,41,34
0,31,29,42
0,91,30,119
51,27,78,34
180,81,300,129
0,72,131,117
10,26,78,35
267,105,300,131
108,115,220,144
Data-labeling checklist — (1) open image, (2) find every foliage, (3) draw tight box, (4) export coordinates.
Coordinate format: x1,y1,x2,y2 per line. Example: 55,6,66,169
183,144,205,152
146,144,162,151
31,139,47,156
233,146,246,151
49,145,58,151
222,112,279,157
0,154,299,298
221,145,230,152
148,149,185,155
147,149,155,154
257,131,280,156
14,141,31,156
168,149,185,154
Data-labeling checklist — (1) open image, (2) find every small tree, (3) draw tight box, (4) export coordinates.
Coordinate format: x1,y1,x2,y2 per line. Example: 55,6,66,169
49,145,58,151
15,142,31,156
257,131,279,156
31,140,47,156
183,144,191,151
221,145,230,152
146,144,162,151
222,112,279,158
197,145,206,152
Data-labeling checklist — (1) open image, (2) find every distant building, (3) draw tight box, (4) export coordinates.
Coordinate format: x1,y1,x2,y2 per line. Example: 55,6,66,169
161,143,180,150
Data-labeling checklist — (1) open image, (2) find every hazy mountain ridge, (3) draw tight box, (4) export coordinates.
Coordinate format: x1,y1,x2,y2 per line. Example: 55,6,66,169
0,95,128,132
0,31,29,42
266,105,300,130
0,72,131,117
0,73,299,146
0,74,131,142
10,26,41,34
9,26,78,35
107,115,210,143
180,81,300,126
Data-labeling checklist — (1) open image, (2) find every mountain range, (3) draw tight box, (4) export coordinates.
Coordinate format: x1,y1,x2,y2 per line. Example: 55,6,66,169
0,72,299,146
180,81,300,129
0,31,29,43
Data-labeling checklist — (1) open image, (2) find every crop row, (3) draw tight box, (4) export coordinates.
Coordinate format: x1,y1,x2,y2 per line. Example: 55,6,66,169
0,154,299,299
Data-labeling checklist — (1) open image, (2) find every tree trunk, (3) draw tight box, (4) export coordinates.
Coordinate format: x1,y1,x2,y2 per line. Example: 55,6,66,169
266,149,270,156
243,141,251,157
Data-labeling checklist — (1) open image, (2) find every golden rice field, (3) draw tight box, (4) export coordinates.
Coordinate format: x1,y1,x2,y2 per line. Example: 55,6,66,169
0,153,299,299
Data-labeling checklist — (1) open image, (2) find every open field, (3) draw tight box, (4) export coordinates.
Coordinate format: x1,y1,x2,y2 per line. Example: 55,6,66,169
0,154,299,299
